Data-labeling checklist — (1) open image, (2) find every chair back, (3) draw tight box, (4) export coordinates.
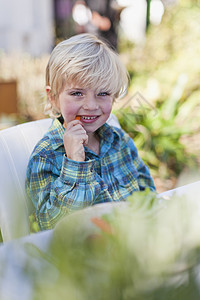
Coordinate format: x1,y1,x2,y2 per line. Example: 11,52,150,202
0,118,52,241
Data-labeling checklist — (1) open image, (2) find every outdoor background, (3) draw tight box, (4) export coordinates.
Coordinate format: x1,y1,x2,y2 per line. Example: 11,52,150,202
0,0,200,193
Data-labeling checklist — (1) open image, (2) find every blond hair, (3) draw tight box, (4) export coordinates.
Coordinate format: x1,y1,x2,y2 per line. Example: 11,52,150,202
45,33,129,117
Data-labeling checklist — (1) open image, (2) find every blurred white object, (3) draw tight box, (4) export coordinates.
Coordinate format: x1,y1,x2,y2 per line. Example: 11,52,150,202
72,2,92,26
150,0,165,25
118,0,147,43
159,181,200,199
0,0,54,56
107,113,121,128
0,118,52,241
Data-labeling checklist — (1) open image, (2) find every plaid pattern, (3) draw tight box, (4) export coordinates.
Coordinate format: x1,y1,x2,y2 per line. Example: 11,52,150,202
26,119,156,230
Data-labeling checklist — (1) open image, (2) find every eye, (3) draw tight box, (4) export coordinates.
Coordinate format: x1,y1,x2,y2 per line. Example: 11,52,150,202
70,91,83,97
97,92,110,97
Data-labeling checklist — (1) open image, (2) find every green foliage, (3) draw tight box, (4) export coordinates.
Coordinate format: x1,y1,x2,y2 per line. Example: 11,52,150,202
21,189,200,300
114,82,198,177
117,3,200,179
29,214,40,233
120,4,200,95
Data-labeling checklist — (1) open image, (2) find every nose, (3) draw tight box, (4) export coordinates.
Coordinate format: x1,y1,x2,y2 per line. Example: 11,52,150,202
83,94,99,110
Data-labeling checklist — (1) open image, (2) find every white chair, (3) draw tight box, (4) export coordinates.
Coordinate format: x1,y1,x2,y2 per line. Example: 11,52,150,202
0,114,121,242
0,118,52,241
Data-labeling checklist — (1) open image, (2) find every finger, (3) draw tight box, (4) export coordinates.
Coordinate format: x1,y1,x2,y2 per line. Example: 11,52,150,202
83,135,88,146
66,120,82,130
63,116,81,128
74,132,88,144
64,128,88,144
67,125,86,136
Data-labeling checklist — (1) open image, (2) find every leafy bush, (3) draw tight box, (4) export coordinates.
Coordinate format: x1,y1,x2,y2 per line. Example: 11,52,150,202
22,189,200,300
114,77,199,178
116,3,200,183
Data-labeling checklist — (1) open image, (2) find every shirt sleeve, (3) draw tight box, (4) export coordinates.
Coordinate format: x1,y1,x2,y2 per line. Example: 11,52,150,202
26,154,103,231
127,137,156,192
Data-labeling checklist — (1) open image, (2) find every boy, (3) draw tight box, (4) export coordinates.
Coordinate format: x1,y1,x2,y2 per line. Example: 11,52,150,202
26,33,155,230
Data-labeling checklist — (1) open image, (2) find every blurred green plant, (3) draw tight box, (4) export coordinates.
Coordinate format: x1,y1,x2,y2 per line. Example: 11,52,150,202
29,214,40,233
114,74,199,178
119,3,200,94
117,2,200,183
20,188,200,300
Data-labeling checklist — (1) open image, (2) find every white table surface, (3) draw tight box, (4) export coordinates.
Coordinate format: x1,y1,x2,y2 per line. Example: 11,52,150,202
1,180,200,300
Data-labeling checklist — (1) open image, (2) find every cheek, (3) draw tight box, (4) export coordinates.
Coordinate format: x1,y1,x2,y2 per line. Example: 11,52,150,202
59,101,80,121
102,100,113,115
61,104,75,114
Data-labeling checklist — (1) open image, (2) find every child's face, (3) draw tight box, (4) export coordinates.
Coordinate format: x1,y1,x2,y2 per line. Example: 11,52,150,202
56,83,113,133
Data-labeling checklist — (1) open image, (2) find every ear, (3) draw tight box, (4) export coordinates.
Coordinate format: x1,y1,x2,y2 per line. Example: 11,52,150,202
46,85,52,98
46,86,56,105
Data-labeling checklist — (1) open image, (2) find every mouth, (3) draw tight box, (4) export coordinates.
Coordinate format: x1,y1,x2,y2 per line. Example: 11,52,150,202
82,116,97,120
78,115,99,123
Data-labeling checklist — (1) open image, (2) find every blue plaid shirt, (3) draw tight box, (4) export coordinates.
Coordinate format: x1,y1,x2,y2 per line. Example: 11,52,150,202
26,118,156,230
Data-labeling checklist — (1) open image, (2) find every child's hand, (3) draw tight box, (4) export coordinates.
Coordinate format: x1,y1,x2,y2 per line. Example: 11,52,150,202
63,120,88,161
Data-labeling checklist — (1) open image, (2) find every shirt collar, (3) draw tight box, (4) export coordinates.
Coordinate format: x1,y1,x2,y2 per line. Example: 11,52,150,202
97,123,121,150
47,118,65,151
